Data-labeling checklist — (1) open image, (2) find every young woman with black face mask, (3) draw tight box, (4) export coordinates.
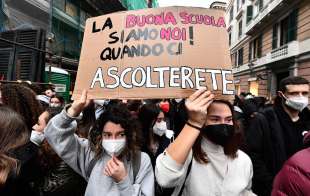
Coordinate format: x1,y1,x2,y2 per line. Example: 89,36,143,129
155,88,255,196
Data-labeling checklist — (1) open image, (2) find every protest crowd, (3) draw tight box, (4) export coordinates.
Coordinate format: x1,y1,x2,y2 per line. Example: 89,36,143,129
0,75,308,196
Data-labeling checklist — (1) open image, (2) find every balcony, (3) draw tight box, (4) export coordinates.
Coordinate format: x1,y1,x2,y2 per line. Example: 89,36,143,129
233,41,299,74
245,0,284,35
25,0,50,12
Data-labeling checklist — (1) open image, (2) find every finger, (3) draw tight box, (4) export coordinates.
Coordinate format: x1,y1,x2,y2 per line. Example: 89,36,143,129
200,97,214,112
110,158,119,169
198,93,214,106
108,160,116,171
112,156,120,166
187,87,207,102
80,89,88,103
105,166,112,176
103,169,110,176
106,164,113,175
192,91,211,105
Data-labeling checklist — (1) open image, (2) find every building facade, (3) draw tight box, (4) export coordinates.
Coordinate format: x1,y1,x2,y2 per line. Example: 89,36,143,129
210,1,228,11
226,0,310,99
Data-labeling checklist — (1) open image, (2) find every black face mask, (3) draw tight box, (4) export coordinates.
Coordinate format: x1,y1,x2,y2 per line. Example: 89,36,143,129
201,124,235,146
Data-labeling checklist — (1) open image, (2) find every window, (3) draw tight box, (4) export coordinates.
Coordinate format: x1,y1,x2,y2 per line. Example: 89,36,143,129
234,52,238,67
249,34,263,60
65,1,78,18
229,32,232,46
249,80,259,96
238,48,244,66
237,0,240,11
280,9,297,46
272,9,298,48
257,0,263,11
235,84,241,95
272,23,278,49
230,6,234,22
53,0,65,11
238,20,243,38
246,6,253,24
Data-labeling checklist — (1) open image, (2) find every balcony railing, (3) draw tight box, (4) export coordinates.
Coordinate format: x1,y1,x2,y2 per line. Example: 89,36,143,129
233,41,299,74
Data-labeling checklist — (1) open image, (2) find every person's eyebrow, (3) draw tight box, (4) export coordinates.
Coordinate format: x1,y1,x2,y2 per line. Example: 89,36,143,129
208,115,221,118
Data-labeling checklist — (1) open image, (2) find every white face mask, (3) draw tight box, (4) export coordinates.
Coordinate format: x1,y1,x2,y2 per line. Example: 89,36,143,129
175,98,183,103
102,139,126,156
50,103,61,107
153,121,167,136
94,99,109,106
285,96,308,112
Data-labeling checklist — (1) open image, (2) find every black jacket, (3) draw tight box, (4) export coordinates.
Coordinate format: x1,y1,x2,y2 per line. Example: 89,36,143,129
246,104,310,196
0,142,41,196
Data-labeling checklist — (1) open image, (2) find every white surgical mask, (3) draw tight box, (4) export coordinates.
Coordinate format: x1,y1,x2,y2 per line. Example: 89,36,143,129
94,100,109,106
175,98,183,103
102,139,126,156
165,129,174,140
50,103,61,107
153,121,167,136
285,96,308,112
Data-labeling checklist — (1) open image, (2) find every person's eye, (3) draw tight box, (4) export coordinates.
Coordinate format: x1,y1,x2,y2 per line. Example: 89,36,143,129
120,132,126,137
226,118,233,123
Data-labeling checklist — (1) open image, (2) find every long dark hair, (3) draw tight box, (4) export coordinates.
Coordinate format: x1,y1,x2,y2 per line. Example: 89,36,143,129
0,106,29,186
77,101,96,138
138,103,161,150
192,100,243,164
0,84,43,130
89,103,142,159
39,107,63,170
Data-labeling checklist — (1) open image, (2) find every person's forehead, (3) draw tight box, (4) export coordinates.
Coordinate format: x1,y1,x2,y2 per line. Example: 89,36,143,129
207,102,232,117
157,111,164,118
286,84,309,92
51,98,60,102
103,121,124,133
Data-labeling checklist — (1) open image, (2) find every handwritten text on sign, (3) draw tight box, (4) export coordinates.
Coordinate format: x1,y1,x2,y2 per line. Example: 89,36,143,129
73,7,234,99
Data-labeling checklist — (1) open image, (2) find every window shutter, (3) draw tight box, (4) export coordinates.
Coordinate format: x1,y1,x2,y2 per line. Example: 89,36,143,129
246,6,253,24
248,42,252,61
257,35,263,58
288,9,298,42
272,24,278,49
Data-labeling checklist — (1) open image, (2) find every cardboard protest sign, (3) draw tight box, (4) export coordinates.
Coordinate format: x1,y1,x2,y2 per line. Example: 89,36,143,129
73,6,234,100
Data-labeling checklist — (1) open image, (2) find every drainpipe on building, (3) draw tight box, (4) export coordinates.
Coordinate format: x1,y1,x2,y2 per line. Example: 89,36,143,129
292,57,298,76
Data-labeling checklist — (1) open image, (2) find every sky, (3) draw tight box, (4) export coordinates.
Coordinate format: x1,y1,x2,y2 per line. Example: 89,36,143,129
158,0,229,8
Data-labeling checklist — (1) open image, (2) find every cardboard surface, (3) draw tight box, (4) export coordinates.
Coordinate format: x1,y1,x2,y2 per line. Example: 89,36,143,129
73,6,234,100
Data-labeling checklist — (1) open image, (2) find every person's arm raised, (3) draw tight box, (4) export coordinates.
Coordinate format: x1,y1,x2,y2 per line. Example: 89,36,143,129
166,88,214,165
44,90,94,179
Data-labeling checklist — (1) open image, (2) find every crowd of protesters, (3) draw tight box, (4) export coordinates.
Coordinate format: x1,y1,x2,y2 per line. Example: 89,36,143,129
0,76,309,196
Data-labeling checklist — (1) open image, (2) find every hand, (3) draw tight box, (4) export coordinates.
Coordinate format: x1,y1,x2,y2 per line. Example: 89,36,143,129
103,156,127,183
185,88,214,128
67,90,91,117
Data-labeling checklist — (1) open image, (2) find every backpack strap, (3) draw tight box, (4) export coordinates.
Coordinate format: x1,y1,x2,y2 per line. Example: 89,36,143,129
86,158,97,178
132,151,141,182
178,157,193,196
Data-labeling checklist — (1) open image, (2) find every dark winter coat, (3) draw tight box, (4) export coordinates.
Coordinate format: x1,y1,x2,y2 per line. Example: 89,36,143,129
245,104,310,196
0,142,41,196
